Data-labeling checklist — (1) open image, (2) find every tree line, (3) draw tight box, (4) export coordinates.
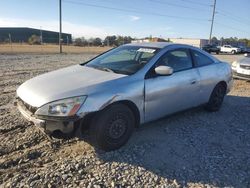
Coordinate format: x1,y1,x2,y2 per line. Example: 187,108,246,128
211,37,250,46
23,34,250,47
74,35,134,47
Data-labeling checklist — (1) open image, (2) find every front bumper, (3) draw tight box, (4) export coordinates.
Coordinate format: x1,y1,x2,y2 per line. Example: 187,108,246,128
15,100,76,134
233,72,250,81
232,67,250,81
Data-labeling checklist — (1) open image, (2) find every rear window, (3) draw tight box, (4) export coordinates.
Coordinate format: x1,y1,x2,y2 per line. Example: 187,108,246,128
192,50,214,67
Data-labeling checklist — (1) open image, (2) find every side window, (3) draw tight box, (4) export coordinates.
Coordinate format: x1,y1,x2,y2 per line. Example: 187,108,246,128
157,49,193,72
192,50,214,67
139,52,155,63
140,52,155,60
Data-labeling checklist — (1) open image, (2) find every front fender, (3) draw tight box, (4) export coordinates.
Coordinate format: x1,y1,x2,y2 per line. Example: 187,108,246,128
76,80,145,124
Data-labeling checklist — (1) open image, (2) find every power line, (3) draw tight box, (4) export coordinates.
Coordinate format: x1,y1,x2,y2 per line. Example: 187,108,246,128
175,0,250,25
217,8,250,23
179,0,212,7
63,0,209,21
217,12,250,27
214,21,250,34
155,0,250,32
63,0,250,38
148,0,209,12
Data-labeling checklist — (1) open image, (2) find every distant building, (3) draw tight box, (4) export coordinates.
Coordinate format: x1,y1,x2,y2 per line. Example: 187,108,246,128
131,37,207,48
169,38,209,48
131,37,168,43
131,39,150,43
0,27,72,44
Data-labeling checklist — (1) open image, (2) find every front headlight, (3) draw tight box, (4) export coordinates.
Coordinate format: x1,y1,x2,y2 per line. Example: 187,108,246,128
232,61,238,68
35,96,87,117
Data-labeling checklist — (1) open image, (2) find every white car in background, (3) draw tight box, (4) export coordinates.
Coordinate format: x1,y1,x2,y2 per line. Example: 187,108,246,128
232,53,250,80
220,45,241,54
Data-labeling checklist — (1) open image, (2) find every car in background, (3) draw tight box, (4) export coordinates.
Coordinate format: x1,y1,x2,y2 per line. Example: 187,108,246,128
240,47,250,53
220,45,241,54
231,53,250,81
202,44,220,54
16,42,233,151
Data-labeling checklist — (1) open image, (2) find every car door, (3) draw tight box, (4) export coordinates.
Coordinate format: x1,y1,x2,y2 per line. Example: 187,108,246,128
144,48,201,122
225,45,231,53
190,49,218,104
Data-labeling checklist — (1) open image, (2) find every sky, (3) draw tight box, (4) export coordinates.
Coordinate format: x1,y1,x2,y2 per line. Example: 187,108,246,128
0,0,249,39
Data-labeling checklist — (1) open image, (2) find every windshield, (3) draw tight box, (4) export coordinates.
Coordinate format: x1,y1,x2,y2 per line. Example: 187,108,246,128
85,45,160,75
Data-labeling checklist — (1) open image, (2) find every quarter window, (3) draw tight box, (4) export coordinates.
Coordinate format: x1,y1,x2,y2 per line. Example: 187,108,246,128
192,50,214,67
157,49,193,72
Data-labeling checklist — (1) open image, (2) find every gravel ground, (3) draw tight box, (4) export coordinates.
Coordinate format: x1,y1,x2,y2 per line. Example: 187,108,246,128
0,53,249,187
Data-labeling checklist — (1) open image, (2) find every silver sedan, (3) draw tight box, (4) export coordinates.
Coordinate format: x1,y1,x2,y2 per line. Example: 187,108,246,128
231,53,250,81
16,42,233,151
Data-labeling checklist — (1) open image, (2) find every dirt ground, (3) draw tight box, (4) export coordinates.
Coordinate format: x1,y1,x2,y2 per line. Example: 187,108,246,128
0,53,249,187
0,44,111,54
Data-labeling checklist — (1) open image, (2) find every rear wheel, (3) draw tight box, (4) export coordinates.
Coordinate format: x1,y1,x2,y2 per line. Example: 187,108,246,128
90,103,135,151
205,83,226,112
231,50,236,54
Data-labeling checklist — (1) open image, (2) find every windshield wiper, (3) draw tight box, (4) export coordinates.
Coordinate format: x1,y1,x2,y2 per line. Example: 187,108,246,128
101,67,114,73
88,65,131,75
90,66,114,73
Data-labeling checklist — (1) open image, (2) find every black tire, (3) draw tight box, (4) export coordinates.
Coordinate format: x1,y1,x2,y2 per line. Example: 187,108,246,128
216,51,219,54
90,103,135,151
231,50,236,54
205,84,226,112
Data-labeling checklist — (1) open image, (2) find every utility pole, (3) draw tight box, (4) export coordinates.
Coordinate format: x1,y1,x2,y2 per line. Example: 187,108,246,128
209,0,216,44
107,37,109,47
8,33,12,44
40,26,43,44
9,33,13,52
59,0,62,53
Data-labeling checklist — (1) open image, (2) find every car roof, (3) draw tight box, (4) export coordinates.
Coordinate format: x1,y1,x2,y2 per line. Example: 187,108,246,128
124,42,220,63
124,42,173,49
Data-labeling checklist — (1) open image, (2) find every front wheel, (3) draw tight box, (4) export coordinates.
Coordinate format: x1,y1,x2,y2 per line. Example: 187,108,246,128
205,84,226,112
231,50,236,54
90,103,135,151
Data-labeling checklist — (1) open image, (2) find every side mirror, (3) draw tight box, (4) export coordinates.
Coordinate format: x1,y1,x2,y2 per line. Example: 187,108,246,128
155,65,173,76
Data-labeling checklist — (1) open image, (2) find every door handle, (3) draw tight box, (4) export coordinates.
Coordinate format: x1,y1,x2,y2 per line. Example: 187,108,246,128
190,80,197,84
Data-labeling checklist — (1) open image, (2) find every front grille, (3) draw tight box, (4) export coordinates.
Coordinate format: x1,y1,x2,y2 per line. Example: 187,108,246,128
240,65,250,70
234,72,250,79
17,98,37,114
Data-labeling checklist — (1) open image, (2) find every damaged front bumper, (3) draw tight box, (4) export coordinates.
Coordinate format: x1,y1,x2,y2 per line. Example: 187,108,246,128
14,99,78,134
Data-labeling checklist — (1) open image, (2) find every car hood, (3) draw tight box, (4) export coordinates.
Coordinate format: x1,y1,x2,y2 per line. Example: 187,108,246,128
17,65,126,107
239,57,250,66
